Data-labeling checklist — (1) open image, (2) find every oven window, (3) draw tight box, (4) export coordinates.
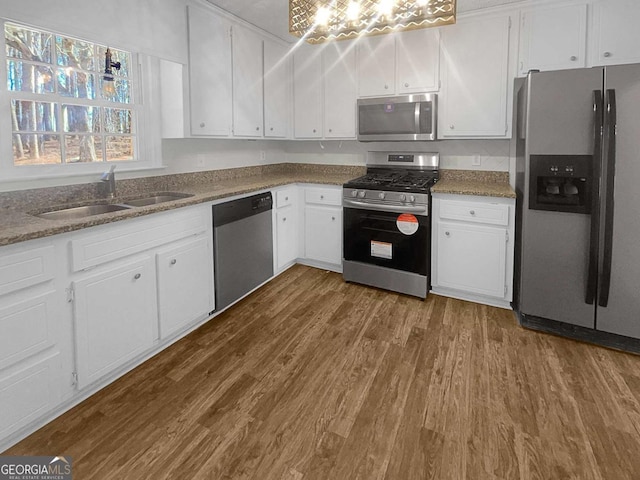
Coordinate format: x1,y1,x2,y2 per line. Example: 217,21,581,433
343,207,429,275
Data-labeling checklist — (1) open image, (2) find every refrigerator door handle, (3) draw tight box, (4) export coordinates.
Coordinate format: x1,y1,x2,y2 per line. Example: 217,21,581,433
586,90,603,305
598,89,617,308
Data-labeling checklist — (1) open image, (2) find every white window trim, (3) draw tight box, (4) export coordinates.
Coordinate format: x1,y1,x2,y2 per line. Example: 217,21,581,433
0,18,162,182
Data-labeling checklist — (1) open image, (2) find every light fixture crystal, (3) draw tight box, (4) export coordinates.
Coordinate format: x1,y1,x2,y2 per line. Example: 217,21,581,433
290,0,456,44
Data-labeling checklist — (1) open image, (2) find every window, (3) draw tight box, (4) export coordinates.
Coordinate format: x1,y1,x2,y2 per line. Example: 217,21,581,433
4,22,139,168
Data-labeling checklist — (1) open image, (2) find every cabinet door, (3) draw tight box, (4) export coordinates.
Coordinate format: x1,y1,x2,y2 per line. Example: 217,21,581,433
591,0,640,66
73,257,157,389
440,15,511,137
276,206,299,271
304,205,342,265
294,45,323,138
187,5,232,136
357,35,396,97
232,24,264,137
264,39,290,138
519,4,587,75
396,29,440,94
435,221,507,298
157,236,214,339
324,44,357,139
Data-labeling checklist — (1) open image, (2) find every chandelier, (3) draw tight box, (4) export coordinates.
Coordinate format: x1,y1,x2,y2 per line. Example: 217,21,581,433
289,0,457,44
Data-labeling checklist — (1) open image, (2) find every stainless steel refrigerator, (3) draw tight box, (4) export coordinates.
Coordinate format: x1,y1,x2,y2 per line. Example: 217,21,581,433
515,65,640,345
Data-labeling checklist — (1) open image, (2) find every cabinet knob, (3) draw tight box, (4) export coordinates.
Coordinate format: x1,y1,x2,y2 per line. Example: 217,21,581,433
270,127,274,131
450,125,455,130
199,122,205,128
256,126,260,131
320,195,324,199
570,55,578,61
313,129,317,133
283,217,287,222
603,51,612,58
445,231,450,237
470,210,476,215
329,129,333,133
170,259,177,265
404,82,409,87
384,84,389,89
285,196,289,201
331,216,336,221
134,273,142,280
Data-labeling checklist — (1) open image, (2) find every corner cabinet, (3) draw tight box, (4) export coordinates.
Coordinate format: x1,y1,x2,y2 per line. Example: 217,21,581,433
431,194,515,309
439,14,513,138
187,4,232,136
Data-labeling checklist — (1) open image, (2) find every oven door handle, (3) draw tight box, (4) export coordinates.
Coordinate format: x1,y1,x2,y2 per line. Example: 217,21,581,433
343,199,428,214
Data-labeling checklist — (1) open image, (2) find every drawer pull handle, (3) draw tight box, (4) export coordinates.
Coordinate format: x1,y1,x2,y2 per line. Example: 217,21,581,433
470,210,475,215
170,259,177,265
134,273,142,280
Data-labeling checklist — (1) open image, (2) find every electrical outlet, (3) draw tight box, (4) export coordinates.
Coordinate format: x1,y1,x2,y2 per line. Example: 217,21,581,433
260,150,266,161
472,155,482,167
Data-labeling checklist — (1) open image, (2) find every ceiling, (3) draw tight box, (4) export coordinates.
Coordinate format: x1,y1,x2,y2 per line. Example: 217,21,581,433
205,0,527,43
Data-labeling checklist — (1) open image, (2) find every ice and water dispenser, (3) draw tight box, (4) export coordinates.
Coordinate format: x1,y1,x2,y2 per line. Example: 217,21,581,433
529,155,592,214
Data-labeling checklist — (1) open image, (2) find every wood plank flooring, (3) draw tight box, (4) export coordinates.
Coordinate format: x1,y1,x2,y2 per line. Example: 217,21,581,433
6,265,640,479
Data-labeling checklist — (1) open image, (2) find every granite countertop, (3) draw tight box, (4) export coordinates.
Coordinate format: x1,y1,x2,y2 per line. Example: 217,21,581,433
0,165,361,247
431,170,516,199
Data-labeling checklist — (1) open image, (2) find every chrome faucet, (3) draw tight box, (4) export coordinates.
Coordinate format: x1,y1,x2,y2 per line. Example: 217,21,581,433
100,165,117,199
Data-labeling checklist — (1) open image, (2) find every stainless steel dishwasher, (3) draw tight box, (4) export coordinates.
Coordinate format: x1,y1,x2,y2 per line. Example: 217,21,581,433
212,192,273,311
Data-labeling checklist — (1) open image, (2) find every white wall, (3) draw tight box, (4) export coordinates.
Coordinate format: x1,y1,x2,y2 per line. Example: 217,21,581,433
0,0,189,63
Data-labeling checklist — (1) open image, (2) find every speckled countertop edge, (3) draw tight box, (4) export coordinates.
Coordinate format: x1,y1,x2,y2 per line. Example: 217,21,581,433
431,180,516,198
0,170,359,247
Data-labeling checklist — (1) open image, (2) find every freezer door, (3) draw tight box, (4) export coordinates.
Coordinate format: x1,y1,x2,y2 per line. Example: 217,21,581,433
519,68,603,328
596,64,640,339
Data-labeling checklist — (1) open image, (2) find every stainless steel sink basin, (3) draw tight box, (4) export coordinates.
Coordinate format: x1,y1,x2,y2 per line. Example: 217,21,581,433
35,203,132,220
123,192,194,207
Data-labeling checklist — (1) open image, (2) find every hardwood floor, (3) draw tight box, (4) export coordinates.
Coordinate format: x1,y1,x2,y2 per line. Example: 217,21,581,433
6,265,640,479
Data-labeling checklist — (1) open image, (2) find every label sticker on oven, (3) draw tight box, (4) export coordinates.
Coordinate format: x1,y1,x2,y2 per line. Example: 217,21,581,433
371,240,393,259
396,214,419,235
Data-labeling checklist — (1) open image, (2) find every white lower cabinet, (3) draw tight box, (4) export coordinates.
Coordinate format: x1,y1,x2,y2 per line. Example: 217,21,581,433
157,235,214,339
0,239,64,442
302,186,342,270
273,186,299,272
73,256,158,389
431,194,515,308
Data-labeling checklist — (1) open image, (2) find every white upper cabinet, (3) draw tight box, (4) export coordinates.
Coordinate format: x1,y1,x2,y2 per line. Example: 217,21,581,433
518,3,587,76
264,39,291,138
357,34,397,97
439,14,512,138
187,5,232,136
591,0,640,66
323,44,357,139
396,28,440,94
232,24,264,137
294,45,324,138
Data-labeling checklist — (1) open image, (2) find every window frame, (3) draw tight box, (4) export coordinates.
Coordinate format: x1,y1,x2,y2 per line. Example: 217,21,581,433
0,18,160,181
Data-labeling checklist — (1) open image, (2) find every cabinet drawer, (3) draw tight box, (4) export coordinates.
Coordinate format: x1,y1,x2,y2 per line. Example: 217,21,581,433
0,292,55,371
70,207,207,271
305,187,341,206
439,199,509,226
0,245,54,296
276,188,296,208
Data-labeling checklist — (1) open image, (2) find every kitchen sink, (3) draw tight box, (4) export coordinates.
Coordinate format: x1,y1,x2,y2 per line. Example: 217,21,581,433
123,192,194,207
35,203,132,221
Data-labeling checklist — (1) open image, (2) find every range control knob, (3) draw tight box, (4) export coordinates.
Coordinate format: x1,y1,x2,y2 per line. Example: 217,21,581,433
351,190,358,198
358,191,366,198
378,192,386,200
400,194,407,202
409,195,416,203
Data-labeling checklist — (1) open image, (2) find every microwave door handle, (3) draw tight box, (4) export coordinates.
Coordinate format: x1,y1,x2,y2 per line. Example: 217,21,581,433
414,102,421,134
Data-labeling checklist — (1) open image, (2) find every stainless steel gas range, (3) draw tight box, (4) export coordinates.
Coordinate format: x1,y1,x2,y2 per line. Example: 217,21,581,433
342,152,440,298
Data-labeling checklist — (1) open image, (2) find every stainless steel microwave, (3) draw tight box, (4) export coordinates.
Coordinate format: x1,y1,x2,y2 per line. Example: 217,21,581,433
357,94,437,142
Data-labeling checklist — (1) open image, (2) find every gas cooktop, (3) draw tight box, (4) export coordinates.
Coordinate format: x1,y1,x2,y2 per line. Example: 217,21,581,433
345,170,439,193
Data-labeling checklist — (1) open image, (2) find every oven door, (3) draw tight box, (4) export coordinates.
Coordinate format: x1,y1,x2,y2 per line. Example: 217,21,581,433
343,206,429,275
